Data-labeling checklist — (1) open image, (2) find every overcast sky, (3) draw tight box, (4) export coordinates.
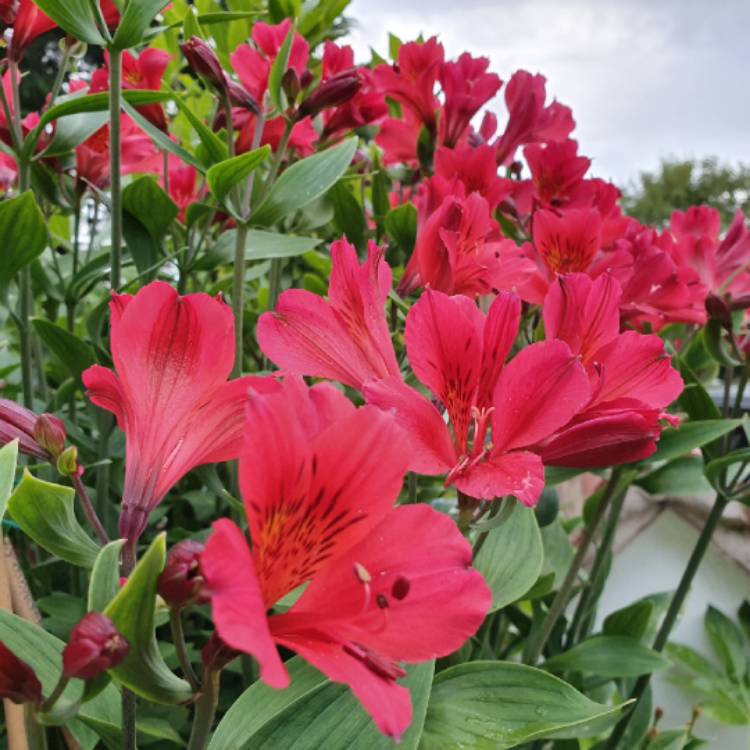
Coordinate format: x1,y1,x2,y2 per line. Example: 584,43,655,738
346,0,749,188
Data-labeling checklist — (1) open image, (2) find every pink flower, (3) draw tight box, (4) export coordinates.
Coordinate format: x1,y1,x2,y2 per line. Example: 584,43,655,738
161,158,202,223
439,53,502,147
365,290,590,506
82,282,272,542
494,70,575,166
537,273,684,466
257,238,400,390
62,612,129,680
6,0,55,62
374,37,444,131
201,377,490,739
90,49,170,131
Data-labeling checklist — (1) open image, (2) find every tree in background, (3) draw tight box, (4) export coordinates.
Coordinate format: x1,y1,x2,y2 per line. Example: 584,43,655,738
623,157,750,227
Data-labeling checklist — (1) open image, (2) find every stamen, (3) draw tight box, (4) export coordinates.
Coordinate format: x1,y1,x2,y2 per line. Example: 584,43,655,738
343,642,406,682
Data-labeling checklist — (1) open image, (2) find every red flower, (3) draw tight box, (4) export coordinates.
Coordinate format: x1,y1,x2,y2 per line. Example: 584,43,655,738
399,192,534,298
494,70,574,166
375,110,422,167
537,273,684,466
258,238,400,390
374,37,444,131
201,377,490,739
161,158,202,223
533,207,602,275
90,49,170,130
439,53,502,147
519,139,591,210
365,290,590,506
0,398,67,462
158,539,208,609
7,0,55,62
0,641,41,704
82,281,272,542
63,613,129,680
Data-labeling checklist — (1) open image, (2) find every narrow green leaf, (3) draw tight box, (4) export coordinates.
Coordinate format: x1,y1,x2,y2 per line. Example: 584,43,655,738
603,600,654,641
252,138,357,226
88,540,126,612
525,519,574,599
206,146,272,212
0,192,47,285
267,21,296,116
474,499,544,611
104,533,192,704
384,203,417,253
122,99,205,172
7,471,100,568
328,180,365,250
32,318,96,383
644,419,741,464
0,439,18,524
29,0,107,45
704,605,747,680
200,228,322,269
666,642,723,680
112,0,170,49
704,447,750,494
43,109,109,157
420,661,629,749
172,92,229,166
637,456,713,496
542,635,670,678
646,729,689,749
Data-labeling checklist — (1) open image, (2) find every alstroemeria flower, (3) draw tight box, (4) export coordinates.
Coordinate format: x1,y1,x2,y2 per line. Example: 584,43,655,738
5,0,55,62
257,238,400,390
537,273,684,466
90,49,170,130
202,377,490,739
82,281,270,542
364,289,590,506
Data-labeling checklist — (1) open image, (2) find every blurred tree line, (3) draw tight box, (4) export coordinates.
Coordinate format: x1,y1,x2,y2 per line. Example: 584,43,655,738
622,157,750,228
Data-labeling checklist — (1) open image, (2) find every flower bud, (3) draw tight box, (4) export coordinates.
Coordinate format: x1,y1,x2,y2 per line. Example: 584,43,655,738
33,413,66,459
705,293,733,329
180,36,226,91
0,641,42,704
202,632,238,672
56,445,80,477
225,78,260,114
0,398,48,460
158,539,208,609
0,0,18,27
62,612,129,680
297,72,362,120
281,68,301,102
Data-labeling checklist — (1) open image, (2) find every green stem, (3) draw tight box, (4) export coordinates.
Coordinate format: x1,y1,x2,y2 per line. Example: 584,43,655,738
108,47,123,291
94,411,112,534
231,223,249,378
187,670,221,750
523,468,624,665
46,43,71,112
266,120,293,189
121,540,138,750
604,492,730,749
25,706,48,750
170,608,200,691
71,472,109,545
40,675,69,713
566,472,633,646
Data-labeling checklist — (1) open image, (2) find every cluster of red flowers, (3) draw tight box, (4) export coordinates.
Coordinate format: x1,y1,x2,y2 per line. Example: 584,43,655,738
1,18,747,741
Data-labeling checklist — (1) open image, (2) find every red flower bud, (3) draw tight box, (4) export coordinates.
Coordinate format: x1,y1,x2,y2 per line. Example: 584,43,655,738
297,72,362,120
0,641,42,704
299,70,313,89
0,0,18,27
225,79,260,114
158,539,208,608
33,413,67,459
281,68,301,102
705,293,733,329
62,613,129,680
202,632,238,673
180,37,226,91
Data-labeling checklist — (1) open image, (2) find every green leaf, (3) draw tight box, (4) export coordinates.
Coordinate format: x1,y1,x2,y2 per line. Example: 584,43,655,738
104,533,192,704
267,21,296,116
542,635,670,678
0,192,48,285
7,471,100,568
31,318,96,383
206,146,272,214
474,499,544,611
122,99,205,172
43,109,109,157
646,729,689,749
603,600,654,641
88,540,126,612
29,0,107,45
198,229,321,270
0,439,18,524
644,419,741,464
525,519,574,599
704,447,750,495
328,180,365,250
678,359,721,422
172,92,228,166
384,203,417,254
112,0,170,49
420,661,629,749
704,605,747,680
253,138,358,226
666,642,723,680
637,456,713,496
211,659,432,750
